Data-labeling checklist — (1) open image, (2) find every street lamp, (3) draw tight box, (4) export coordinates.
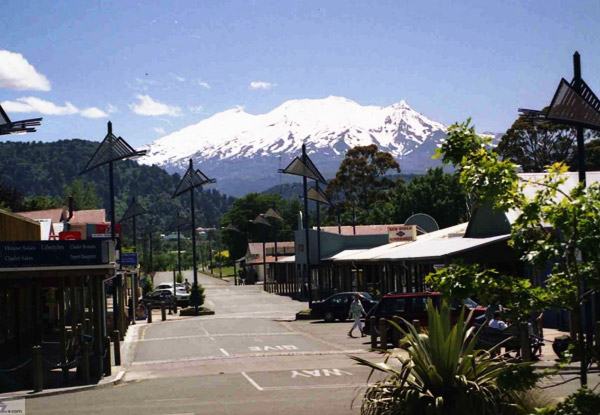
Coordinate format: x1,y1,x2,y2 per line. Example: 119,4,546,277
307,183,331,299
172,159,216,316
279,144,327,307
81,121,147,341
224,223,242,285
0,103,42,135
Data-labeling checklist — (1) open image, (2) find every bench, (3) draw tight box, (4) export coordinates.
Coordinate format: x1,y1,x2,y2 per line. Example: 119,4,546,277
477,325,544,358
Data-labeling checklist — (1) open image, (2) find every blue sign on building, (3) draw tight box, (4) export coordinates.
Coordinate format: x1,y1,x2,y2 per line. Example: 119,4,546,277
120,252,138,267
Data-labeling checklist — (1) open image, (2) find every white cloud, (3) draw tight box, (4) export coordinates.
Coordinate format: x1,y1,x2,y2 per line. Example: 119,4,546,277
2,97,77,115
129,94,182,116
249,81,274,90
197,80,211,89
170,73,185,82
188,105,204,113
80,107,109,118
154,127,166,135
2,97,110,119
0,50,51,91
106,103,118,114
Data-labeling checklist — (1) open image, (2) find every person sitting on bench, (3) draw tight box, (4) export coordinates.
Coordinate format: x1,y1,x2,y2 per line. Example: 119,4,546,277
488,311,507,330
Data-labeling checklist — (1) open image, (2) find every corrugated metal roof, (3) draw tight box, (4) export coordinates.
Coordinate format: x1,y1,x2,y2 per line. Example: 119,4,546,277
363,234,510,261
330,223,469,262
322,249,367,261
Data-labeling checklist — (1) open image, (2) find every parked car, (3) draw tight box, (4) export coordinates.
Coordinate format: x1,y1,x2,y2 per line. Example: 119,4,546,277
142,288,190,307
364,292,485,344
310,292,378,322
156,283,185,290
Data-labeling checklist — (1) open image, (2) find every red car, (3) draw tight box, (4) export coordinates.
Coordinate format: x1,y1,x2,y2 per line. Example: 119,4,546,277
364,292,485,345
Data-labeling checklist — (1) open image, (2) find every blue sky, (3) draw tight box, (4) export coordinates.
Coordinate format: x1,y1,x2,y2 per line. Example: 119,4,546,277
1,0,599,148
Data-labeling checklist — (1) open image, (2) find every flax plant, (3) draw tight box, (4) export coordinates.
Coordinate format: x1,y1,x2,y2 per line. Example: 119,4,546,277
352,300,529,415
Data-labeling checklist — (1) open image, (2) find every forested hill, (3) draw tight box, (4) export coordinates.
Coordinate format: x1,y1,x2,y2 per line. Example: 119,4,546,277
0,139,235,233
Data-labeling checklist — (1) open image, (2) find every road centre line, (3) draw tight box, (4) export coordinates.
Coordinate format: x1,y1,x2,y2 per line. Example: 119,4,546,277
241,371,264,391
136,332,296,342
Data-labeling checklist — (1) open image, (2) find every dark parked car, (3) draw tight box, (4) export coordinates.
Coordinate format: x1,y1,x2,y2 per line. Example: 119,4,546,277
310,292,378,322
364,292,485,344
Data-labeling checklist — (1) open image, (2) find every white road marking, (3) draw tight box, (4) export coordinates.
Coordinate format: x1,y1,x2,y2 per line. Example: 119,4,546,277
131,349,366,365
241,371,264,391
149,398,193,402
200,325,214,341
135,332,295,342
219,348,230,357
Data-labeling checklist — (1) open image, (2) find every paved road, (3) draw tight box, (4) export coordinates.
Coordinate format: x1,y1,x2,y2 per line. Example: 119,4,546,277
26,271,379,414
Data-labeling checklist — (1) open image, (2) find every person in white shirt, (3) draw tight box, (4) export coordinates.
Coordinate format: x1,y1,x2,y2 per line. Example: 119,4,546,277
488,311,507,330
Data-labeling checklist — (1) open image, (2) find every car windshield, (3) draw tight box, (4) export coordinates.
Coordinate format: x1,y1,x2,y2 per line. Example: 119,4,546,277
360,292,372,301
463,298,479,308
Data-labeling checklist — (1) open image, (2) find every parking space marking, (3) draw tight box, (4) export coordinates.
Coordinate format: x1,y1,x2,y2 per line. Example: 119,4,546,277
241,371,264,391
291,369,353,378
200,325,214,341
220,348,230,357
136,332,295,343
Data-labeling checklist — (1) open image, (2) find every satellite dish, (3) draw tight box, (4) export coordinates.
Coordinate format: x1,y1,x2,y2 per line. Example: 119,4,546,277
405,213,439,233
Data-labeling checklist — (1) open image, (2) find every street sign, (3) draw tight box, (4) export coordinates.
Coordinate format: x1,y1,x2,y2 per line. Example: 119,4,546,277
121,252,138,267
387,225,417,243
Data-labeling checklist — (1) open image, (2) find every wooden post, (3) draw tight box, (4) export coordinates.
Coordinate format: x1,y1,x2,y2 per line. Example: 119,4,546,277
104,336,112,376
370,316,377,349
113,330,121,366
412,319,421,333
58,279,67,365
32,345,43,392
379,319,388,350
147,304,153,323
519,322,531,362
595,321,600,360
161,303,167,321
81,340,90,383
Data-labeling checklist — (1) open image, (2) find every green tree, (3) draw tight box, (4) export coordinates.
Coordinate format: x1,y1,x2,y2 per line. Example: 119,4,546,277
497,114,577,172
428,119,600,386
392,168,469,228
0,176,25,212
325,144,400,214
63,178,101,210
23,194,62,211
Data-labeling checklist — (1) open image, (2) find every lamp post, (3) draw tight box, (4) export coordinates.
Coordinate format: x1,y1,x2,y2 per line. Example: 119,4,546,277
119,198,147,325
172,159,215,316
252,214,272,291
279,144,327,307
307,183,331,299
224,223,243,285
81,121,146,342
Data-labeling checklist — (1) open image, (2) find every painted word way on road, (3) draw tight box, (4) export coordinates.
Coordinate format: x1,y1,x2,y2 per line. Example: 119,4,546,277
249,345,298,352
291,369,353,378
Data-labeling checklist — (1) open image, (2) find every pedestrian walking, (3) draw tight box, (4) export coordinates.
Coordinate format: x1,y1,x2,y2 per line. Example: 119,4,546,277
348,293,367,338
184,278,192,293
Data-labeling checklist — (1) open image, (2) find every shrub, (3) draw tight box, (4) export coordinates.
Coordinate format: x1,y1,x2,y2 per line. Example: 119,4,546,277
189,283,205,308
533,387,600,415
352,300,536,415
142,277,154,296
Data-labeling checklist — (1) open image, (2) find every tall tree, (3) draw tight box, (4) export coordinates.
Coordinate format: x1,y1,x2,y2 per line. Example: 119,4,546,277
0,176,25,212
63,178,101,210
325,144,400,215
497,114,581,172
392,168,469,228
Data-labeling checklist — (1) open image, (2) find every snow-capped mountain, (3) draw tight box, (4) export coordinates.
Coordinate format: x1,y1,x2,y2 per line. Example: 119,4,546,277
140,96,449,196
